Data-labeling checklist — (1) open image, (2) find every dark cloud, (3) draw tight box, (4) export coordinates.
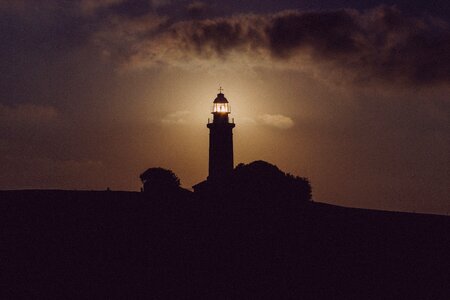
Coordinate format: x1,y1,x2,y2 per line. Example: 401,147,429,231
99,6,449,85
171,16,267,57
268,10,360,58
266,7,450,84
3,2,447,85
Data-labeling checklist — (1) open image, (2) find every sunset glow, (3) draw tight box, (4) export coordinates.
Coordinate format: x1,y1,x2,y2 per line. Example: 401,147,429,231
0,1,449,214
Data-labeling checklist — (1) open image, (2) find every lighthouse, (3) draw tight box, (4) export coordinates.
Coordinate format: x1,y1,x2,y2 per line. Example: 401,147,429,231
207,88,235,180
193,88,235,193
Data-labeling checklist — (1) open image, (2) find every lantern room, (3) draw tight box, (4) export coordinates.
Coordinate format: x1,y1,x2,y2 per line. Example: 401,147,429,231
212,91,231,114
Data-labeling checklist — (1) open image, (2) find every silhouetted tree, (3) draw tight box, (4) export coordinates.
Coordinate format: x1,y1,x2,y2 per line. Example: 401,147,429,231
140,167,180,194
231,160,312,202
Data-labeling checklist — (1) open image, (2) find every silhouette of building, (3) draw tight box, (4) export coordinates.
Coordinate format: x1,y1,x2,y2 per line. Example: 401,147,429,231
208,89,235,180
193,88,235,192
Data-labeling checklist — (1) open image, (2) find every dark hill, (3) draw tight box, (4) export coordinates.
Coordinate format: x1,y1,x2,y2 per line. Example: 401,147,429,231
1,190,449,299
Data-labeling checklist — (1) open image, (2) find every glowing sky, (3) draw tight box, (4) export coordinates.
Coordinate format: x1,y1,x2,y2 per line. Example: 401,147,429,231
0,0,449,214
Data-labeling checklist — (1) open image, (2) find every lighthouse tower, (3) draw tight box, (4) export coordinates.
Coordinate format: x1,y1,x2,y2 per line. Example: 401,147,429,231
207,88,235,180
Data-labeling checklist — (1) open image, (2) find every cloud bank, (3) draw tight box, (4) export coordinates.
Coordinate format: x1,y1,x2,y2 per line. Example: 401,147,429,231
93,5,450,85
0,104,58,123
259,114,294,129
2,2,448,86
161,110,191,125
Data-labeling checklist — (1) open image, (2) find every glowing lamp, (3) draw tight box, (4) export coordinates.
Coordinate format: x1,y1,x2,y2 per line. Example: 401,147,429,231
213,102,230,113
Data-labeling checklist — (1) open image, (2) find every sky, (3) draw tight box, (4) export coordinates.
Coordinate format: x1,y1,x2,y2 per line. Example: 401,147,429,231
0,0,449,214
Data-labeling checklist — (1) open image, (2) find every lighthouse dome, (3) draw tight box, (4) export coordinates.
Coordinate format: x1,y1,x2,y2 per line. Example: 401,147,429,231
213,92,228,103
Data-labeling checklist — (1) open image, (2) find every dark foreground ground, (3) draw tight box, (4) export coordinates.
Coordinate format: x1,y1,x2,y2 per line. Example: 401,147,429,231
1,190,449,299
